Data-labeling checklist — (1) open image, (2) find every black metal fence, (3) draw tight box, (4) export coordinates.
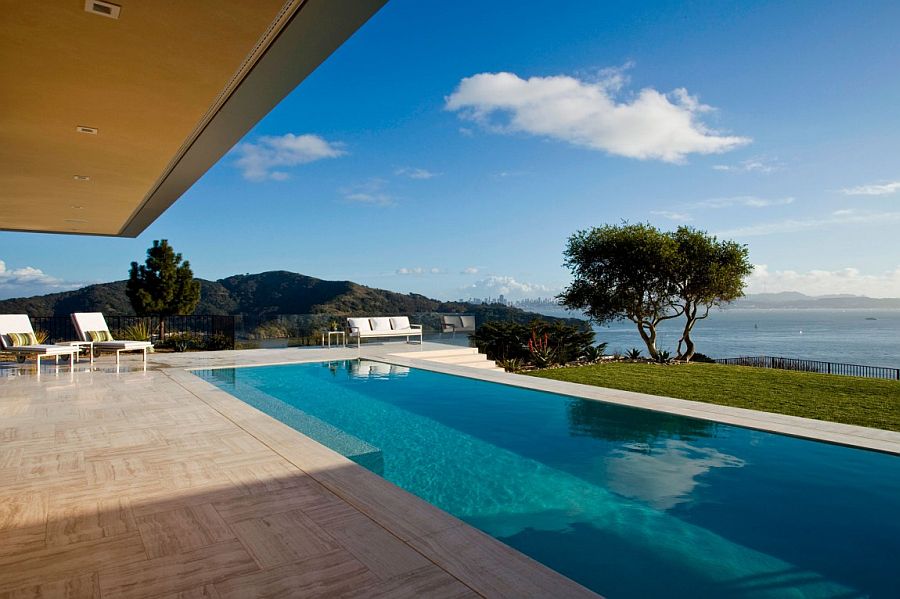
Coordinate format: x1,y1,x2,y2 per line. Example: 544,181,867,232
29,315,235,350
715,355,900,381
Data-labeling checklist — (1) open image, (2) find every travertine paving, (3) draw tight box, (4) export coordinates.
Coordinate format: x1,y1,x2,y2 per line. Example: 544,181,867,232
0,347,598,599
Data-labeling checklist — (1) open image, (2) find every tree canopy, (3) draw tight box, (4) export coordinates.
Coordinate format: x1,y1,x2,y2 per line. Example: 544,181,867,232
559,223,751,360
126,239,201,316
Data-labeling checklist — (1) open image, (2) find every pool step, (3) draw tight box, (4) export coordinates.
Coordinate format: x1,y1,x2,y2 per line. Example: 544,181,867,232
390,347,503,372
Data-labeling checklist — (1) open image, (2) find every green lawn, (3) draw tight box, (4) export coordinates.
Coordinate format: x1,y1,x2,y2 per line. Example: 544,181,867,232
528,362,900,432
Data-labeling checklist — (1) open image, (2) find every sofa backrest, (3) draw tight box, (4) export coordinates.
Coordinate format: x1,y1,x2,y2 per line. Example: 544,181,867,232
390,316,410,330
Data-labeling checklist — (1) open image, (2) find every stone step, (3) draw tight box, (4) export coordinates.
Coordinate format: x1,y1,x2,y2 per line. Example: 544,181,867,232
423,353,489,364
391,348,478,359
456,360,502,370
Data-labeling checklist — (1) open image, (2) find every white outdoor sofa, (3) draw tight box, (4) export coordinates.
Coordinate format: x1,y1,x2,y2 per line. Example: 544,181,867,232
71,312,153,364
0,314,79,366
347,316,423,348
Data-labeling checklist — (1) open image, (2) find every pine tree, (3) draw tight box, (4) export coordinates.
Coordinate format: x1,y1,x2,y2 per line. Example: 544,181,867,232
126,240,200,316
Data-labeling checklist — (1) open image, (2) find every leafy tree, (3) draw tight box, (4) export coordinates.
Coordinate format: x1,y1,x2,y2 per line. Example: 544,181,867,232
671,227,752,361
559,223,682,359
126,239,200,316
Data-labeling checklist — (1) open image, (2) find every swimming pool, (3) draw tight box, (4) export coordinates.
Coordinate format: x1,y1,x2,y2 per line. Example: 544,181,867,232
195,360,900,598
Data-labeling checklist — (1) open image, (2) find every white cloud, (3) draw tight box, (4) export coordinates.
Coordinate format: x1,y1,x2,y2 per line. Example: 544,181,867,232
691,196,794,209
717,209,900,237
713,157,782,173
651,210,692,222
747,264,900,297
340,178,395,207
445,68,749,162
0,260,81,299
395,167,439,180
461,267,479,274
234,133,345,181
467,275,556,300
839,180,900,196
396,267,442,276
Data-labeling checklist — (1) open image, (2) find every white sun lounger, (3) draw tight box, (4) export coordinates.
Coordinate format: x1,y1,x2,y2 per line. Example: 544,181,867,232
71,312,152,364
0,314,79,367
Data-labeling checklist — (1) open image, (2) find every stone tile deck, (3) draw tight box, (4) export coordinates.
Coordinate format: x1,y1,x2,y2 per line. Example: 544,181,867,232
2,340,898,598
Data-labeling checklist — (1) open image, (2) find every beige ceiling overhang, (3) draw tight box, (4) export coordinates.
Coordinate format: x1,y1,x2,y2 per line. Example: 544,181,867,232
0,0,386,237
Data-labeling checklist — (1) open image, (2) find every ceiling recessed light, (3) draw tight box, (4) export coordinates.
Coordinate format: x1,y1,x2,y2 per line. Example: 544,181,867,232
84,0,120,19
76,126,98,135
73,175,91,181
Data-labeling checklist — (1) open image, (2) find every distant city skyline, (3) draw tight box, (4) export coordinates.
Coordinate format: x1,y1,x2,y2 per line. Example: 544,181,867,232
2,1,900,300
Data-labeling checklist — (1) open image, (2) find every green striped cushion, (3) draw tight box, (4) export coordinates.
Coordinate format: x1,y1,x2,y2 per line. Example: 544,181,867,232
86,330,113,342
7,332,37,346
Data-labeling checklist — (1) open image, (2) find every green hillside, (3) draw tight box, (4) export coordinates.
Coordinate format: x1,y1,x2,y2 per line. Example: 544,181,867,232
0,270,580,327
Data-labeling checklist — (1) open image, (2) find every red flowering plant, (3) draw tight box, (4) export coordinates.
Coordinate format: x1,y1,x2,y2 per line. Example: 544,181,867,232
527,329,557,368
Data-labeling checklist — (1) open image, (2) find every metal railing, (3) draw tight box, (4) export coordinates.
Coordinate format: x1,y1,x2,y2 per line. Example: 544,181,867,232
29,315,235,350
715,355,900,380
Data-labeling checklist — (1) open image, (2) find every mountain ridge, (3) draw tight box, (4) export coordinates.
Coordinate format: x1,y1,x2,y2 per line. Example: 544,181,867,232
0,270,581,325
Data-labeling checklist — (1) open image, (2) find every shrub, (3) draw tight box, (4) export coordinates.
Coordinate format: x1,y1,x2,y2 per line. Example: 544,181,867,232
626,348,643,360
581,342,608,363
119,321,152,341
471,319,595,367
160,332,201,352
496,357,525,373
33,329,49,344
691,352,715,363
202,333,232,351
528,331,557,368
655,349,672,364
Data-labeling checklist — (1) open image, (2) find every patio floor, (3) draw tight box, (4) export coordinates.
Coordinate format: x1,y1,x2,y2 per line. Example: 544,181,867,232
0,344,598,599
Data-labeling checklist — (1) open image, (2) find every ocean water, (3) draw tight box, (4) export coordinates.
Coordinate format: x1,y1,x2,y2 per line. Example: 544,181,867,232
537,308,900,367
197,361,900,598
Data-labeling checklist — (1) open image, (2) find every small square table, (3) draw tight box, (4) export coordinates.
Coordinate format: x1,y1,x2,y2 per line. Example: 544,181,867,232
55,340,94,364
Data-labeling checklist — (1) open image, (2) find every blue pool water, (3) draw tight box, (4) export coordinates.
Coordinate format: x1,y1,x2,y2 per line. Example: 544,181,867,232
196,361,900,598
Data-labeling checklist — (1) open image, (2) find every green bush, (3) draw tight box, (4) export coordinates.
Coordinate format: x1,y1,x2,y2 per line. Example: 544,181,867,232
471,319,595,367
691,352,715,363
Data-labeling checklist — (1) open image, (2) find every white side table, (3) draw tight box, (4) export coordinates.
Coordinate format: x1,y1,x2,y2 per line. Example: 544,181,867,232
56,341,93,364
326,331,346,348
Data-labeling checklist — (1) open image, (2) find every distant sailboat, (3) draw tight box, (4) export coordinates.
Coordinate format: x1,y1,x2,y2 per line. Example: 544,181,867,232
865,317,877,321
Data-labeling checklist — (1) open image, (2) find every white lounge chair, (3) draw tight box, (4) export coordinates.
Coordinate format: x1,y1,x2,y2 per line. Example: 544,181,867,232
347,316,423,348
0,314,79,367
71,312,152,364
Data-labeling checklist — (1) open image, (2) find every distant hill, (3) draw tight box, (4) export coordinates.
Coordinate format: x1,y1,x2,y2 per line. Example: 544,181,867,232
734,292,900,310
0,270,582,326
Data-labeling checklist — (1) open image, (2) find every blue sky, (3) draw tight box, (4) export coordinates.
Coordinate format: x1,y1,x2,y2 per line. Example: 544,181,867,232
3,0,900,300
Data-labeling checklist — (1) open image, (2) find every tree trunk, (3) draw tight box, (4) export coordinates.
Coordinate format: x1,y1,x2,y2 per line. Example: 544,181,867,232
677,303,700,361
635,321,659,359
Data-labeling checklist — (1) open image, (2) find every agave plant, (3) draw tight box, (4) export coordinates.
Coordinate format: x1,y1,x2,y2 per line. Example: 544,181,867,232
655,349,673,364
626,348,643,360
528,330,557,368
119,321,152,341
496,357,525,373
581,342,609,363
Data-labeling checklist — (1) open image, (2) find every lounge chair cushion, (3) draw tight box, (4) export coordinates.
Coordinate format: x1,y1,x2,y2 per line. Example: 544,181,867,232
347,318,372,333
460,316,476,330
390,316,411,330
369,317,392,332
86,330,114,342
7,332,37,346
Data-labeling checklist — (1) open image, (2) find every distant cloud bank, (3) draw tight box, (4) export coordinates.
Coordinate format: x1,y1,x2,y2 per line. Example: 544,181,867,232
234,133,345,181
466,275,556,300
840,180,900,196
747,264,900,298
0,259,81,299
445,66,749,162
